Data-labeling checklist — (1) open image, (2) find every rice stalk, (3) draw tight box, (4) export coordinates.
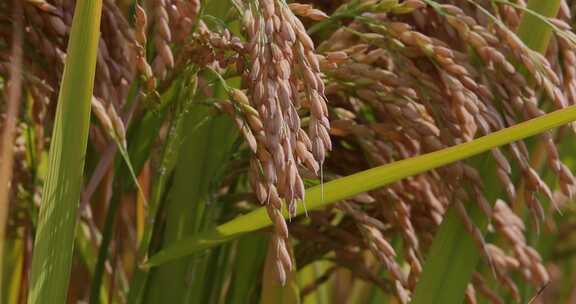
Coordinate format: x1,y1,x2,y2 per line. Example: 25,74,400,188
142,76,239,303
226,234,268,303
27,0,103,303
5,236,24,304
126,70,199,304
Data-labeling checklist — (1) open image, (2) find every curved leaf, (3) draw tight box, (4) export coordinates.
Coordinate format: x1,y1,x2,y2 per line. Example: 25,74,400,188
146,104,576,267
28,0,103,303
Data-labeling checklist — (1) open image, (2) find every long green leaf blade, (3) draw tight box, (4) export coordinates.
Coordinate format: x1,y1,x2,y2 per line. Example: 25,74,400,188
126,75,195,304
516,0,562,54
146,104,576,267
28,0,103,302
143,87,238,303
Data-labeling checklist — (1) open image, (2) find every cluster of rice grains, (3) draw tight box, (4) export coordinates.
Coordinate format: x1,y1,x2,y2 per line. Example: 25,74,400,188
233,0,331,284
4,0,576,303
0,0,212,187
0,0,202,298
287,1,576,303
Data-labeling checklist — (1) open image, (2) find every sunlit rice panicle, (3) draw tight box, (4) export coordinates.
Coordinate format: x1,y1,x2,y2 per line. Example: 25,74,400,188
288,3,328,21
100,1,135,104
91,97,115,138
167,0,200,43
310,2,574,298
433,3,576,206
361,220,410,302
238,0,331,284
373,19,483,141
493,200,550,287
341,202,411,303
491,20,567,110
557,1,576,105
134,5,155,92
497,0,525,29
196,21,245,69
152,0,174,80
471,273,505,304
382,188,422,289
21,1,135,108
90,97,127,148
464,284,477,304
220,93,261,154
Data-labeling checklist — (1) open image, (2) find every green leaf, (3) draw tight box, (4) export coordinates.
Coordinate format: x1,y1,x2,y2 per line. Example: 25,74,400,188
143,105,238,303
146,103,576,267
27,0,103,303
126,72,199,304
227,234,268,304
516,0,562,53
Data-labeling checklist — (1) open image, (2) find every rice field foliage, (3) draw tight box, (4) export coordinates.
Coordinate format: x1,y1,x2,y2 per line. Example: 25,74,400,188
26,0,103,303
4,0,576,303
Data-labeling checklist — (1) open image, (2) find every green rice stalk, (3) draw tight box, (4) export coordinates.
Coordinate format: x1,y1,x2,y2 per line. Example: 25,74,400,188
89,70,192,304
27,0,103,302
5,236,23,304
126,72,199,304
142,2,240,302
226,234,267,303
89,182,122,304
143,79,238,303
76,222,112,304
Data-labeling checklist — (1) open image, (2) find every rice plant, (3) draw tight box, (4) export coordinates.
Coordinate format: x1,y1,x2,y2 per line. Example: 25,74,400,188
4,0,576,303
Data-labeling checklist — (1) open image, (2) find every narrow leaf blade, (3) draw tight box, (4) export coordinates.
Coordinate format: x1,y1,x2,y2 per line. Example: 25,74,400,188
146,105,576,267
28,0,103,302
